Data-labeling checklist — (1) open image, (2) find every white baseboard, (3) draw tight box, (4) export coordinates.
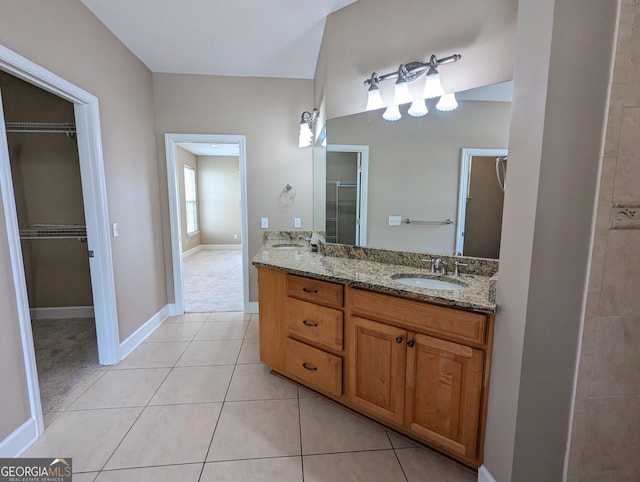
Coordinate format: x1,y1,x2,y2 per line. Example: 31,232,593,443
201,244,241,250
249,301,259,314
478,465,497,482
167,303,181,316
119,305,170,361
30,306,94,320
0,418,37,457
182,245,200,258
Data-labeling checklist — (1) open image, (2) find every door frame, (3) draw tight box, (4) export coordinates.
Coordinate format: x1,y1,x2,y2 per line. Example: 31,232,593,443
164,133,250,314
455,148,508,255
0,45,119,439
326,144,369,246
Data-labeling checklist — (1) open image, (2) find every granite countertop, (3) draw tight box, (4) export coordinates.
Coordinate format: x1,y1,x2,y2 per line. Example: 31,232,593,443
252,236,497,314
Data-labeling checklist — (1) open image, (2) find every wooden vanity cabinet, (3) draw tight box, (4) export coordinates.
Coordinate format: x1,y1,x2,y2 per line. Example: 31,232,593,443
256,267,494,468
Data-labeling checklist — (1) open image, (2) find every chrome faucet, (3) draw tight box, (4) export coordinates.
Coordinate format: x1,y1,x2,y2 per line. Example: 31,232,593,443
453,260,468,277
433,258,447,275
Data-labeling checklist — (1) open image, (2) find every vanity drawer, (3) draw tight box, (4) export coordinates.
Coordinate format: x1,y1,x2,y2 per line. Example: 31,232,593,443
287,274,343,309
284,338,342,397
286,298,343,352
346,287,487,345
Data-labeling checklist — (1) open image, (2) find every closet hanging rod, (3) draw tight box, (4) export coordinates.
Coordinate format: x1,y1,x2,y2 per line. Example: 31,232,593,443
5,122,76,136
19,224,87,240
403,218,454,225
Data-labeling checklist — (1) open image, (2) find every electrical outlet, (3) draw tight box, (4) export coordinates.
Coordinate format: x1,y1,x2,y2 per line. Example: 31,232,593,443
261,217,269,229
112,222,120,237
294,217,301,228
233,233,238,239
388,216,402,226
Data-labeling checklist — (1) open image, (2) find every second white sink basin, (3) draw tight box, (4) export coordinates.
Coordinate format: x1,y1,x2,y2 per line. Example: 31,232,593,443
391,274,465,290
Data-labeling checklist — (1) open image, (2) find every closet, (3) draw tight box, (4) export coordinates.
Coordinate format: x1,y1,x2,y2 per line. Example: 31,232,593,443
0,70,97,413
325,150,358,245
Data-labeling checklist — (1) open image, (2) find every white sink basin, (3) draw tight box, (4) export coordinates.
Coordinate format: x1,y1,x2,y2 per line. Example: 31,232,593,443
391,274,465,290
272,243,305,249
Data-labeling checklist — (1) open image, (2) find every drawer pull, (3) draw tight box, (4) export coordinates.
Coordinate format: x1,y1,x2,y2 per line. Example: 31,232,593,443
407,340,415,348
302,362,318,371
395,336,403,344
302,287,318,294
302,320,319,327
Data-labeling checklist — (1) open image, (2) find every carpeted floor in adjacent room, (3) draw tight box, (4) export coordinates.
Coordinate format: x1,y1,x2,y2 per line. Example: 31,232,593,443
183,248,243,312
31,317,99,414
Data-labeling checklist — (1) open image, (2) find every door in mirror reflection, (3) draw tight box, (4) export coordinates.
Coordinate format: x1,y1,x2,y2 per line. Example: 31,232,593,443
326,145,369,245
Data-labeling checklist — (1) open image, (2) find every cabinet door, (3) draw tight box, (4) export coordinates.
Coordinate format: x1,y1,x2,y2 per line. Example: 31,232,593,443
346,316,406,425
405,333,483,462
257,268,287,371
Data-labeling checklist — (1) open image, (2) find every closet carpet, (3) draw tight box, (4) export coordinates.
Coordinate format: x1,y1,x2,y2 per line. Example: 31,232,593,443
32,318,99,414
183,249,243,312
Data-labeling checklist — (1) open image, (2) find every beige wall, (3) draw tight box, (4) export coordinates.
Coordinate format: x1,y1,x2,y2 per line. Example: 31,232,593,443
1,71,92,308
483,0,619,480
152,73,314,302
177,146,201,253
197,156,241,245
326,101,511,253
319,0,517,120
0,0,166,442
566,2,640,480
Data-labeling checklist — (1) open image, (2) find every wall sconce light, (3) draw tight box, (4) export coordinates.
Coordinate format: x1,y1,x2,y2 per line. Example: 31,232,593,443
298,108,318,148
363,53,461,121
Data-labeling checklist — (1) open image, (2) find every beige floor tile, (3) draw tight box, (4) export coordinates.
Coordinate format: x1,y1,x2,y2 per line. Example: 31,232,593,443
207,399,301,461
226,363,297,401
145,322,203,342
207,312,250,322
166,313,210,323
176,340,242,366
105,403,221,469
298,387,318,398
195,321,249,340
387,430,417,449
237,338,261,364
201,457,303,482
303,451,405,482
395,447,476,482
113,341,189,370
49,369,108,412
149,365,234,405
72,473,98,482
95,463,202,482
245,320,259,339
43,410,63,428
23,408,142,472
68,368,170,409
299,397,391,454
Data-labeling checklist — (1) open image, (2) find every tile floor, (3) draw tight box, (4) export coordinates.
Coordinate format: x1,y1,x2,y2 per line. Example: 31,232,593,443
24,312,476,482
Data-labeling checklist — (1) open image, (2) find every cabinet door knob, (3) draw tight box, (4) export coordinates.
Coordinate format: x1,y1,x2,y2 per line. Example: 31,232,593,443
302,320,318,327
302,288,318,294
302,362,317,371
395,336,403,344
407,340,415,348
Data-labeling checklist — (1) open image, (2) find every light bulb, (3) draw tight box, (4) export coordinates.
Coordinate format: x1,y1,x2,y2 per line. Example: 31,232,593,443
365,84,385,111
408,99,428,117
382,104,401,121
393,78,412,106
298,122,313,148
436,93,459,111
423,69,445,99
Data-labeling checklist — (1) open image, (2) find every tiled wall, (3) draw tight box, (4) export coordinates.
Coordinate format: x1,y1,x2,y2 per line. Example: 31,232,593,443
567,1,640,480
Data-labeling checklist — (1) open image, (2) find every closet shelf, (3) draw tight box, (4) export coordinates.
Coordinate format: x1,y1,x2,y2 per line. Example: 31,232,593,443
20,224,87,240
5,122,76,136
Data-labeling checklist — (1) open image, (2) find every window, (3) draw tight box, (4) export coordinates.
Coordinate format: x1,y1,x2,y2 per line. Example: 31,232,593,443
184,165,198,235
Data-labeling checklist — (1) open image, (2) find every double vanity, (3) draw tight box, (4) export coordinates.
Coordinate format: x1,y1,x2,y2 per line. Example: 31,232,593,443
253,232,497,469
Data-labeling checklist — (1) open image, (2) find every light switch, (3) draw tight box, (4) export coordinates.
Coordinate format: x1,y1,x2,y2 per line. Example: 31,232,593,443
261,217,269,229
294,217,301,228
112,222,120,237
388,216,402,226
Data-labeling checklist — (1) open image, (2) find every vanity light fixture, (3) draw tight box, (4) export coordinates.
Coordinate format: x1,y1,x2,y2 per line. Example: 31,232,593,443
298,108,318,148
363,53,461,121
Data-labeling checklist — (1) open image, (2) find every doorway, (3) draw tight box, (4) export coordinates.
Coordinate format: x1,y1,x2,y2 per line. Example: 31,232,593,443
165,134,249,314
326,144,369,246
455,148,508,258
0,45,118,439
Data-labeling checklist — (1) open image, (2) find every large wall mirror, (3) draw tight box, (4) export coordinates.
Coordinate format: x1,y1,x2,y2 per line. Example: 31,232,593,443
313,81,512,259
